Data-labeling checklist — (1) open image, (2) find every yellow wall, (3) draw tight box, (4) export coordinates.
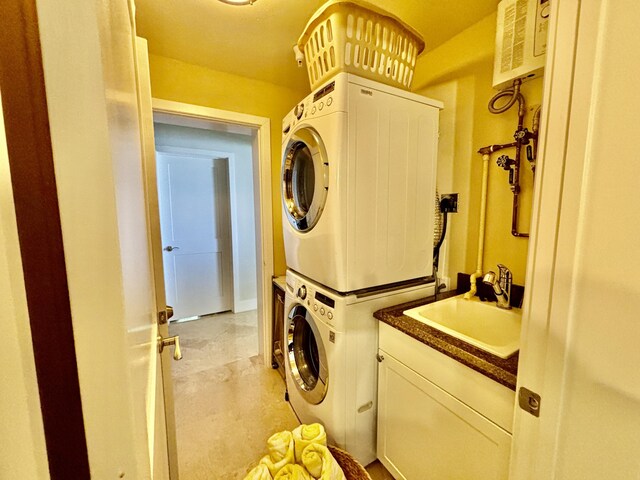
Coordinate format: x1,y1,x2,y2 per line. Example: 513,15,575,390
148,12,545,286
414,12,543,286
147,54,306,275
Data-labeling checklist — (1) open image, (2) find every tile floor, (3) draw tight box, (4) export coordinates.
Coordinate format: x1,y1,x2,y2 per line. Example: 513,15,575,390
170,310,393,479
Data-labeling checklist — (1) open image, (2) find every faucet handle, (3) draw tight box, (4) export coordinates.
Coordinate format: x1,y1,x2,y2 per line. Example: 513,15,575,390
497,264,512,282
496,264,513,292
497,264,511,275
494,264,513,309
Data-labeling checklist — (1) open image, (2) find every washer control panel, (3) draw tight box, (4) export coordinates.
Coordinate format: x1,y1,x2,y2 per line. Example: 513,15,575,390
313,290,335,325
292,278,336,326
297,285,307,300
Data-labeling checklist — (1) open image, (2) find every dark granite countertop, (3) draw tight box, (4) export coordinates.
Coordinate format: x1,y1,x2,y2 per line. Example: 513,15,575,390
374,291,519,390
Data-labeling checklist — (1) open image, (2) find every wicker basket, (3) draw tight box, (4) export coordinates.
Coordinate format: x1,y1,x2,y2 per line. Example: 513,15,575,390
328,445,373,480
298,0,425,91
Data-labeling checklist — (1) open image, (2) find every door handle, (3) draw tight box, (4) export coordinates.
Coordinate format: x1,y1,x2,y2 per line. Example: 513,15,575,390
158,335,182,361
163,245,180,252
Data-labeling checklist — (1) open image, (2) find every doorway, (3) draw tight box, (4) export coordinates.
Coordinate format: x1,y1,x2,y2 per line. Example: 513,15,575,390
149,99,282,476
151,99,275,363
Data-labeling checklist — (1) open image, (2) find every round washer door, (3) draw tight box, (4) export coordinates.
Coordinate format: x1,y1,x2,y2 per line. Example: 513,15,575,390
282,127,329,232
286,304,328,405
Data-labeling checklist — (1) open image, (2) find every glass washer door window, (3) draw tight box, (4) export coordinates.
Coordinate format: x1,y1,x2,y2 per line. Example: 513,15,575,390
286,304,328,405
282,127,329,232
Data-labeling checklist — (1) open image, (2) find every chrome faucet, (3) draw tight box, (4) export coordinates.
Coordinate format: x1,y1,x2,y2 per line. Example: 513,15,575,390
483,264,512,309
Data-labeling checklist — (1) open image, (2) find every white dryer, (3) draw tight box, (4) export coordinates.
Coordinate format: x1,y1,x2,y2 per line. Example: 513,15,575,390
281,73,443,293
283,269,434,466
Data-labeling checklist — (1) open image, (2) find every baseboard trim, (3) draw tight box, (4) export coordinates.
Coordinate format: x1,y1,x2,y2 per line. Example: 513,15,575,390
234,298,257,313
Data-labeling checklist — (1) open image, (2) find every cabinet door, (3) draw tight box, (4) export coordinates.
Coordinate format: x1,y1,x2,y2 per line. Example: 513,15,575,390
377,351,511,480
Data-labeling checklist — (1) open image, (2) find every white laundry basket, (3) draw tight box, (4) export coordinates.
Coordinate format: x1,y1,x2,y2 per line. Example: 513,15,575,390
298,0,425,91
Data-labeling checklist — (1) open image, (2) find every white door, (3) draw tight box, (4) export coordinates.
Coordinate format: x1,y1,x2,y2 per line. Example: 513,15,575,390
135,38,179,479
157,151,233,319
511,1,640,478
35,0,174,478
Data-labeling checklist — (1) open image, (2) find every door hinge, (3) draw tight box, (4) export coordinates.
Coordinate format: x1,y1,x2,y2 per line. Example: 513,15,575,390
518,386,542,417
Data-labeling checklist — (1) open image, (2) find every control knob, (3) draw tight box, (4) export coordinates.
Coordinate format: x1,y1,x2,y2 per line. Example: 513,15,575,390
297,285,307,300
294,103,304,119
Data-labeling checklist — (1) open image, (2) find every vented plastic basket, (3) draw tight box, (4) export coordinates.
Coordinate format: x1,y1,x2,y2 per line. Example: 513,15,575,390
298,0,425,91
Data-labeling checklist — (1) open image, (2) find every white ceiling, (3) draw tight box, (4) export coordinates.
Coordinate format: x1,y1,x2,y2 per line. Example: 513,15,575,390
135,0,498,92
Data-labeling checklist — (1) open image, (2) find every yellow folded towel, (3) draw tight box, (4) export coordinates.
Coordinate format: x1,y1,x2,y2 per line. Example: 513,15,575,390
243,463,273,480
274,464,313,480
292,424,327,463
260,430,296,477
300,444,346,480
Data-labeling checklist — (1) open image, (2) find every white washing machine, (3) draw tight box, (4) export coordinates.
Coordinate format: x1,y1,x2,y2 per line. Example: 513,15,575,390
281,72,443,293
283,269,434,466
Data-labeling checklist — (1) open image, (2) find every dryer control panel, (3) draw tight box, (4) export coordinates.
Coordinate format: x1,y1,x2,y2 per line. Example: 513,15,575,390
281,78,347,139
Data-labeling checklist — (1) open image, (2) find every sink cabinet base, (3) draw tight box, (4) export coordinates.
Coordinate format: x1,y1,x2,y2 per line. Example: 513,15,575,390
376,322,515,479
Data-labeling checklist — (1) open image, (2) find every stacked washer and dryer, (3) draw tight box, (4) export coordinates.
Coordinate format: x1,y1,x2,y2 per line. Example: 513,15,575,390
280,71,443,465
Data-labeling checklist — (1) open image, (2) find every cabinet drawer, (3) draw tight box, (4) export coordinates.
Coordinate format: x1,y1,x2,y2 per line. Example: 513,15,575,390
377,351,511,480
379,322,515,432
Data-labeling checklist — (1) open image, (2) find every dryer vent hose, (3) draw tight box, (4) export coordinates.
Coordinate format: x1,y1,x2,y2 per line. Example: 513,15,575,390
433,190,449,270
433,190,443,246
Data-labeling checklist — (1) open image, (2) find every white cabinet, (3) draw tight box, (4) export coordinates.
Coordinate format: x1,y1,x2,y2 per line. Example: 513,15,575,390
377,323,514,479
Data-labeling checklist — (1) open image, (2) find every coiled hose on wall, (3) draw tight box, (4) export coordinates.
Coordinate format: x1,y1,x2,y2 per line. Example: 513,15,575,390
488,78,525,117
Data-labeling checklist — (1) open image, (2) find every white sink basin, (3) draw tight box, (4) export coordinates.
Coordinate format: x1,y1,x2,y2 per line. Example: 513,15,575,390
403,294,522,358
